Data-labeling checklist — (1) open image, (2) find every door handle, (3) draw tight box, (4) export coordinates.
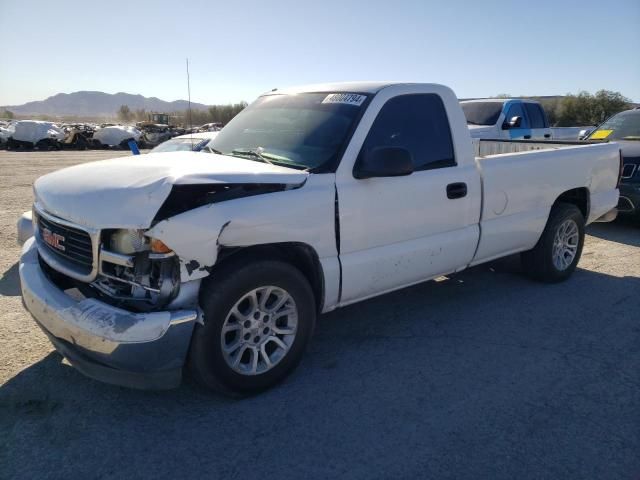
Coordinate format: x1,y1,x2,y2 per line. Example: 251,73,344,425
544,133,551,138
524,135,532,139
446,182,467,199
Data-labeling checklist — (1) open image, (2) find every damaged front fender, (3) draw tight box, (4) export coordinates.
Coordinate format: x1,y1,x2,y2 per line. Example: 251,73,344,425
146,174,337,282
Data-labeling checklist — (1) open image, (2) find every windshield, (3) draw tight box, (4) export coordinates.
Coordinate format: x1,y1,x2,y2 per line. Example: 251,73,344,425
151,137,211,153
209,92,368,170
460,101,504,126
587,110,640,141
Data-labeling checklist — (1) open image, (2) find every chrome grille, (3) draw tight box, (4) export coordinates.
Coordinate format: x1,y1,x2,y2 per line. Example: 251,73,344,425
37,214,93,270
34,206,99,281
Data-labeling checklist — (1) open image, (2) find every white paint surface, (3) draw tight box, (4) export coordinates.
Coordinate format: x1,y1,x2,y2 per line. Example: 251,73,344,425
29,82,621,314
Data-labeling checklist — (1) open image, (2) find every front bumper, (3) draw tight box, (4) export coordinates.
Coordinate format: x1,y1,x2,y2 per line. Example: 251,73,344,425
618,183,640,216
17,210,33,246
19,238,198,389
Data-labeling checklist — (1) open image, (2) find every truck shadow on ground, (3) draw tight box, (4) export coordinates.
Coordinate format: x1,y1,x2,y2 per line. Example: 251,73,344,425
0,262,20,297
1,251,639,479
587,217,640,247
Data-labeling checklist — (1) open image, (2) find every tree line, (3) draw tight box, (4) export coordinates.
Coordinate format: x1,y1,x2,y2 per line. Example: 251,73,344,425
117,102,248,126
494,90,633,127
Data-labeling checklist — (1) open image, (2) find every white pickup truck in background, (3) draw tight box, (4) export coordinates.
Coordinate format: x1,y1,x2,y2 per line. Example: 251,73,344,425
461,98,593,141
19,82,621,394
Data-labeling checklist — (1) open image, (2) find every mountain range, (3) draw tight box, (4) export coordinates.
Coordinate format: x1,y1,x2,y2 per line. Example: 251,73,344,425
2,91,208,117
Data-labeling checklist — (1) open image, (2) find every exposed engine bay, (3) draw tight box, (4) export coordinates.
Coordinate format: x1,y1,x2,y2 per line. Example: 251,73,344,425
38,225,181,313
90,229,180,312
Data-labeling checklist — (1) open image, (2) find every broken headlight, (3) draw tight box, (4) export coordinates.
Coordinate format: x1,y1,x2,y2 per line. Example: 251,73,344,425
92,229,179,311
109,229,148,254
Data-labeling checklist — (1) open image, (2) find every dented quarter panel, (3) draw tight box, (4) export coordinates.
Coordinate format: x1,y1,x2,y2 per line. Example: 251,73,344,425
146,174,339,291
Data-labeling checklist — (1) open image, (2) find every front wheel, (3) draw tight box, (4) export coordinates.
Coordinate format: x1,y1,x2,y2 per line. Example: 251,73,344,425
521,203,585,282
189,260,316,395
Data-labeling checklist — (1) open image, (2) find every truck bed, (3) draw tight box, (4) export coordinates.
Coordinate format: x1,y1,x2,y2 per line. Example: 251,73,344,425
470,139,620,266
474,138,603,157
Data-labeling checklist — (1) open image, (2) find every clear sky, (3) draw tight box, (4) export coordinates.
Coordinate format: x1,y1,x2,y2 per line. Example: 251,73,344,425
1,0,639,106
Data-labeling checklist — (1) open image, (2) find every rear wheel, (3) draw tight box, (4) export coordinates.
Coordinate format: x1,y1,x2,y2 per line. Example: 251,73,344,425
189,259,316,395
521,203,585,282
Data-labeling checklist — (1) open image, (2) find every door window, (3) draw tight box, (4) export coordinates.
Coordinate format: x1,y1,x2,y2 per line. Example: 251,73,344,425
504,103,526,128
524,103,548,128
358,94,456,172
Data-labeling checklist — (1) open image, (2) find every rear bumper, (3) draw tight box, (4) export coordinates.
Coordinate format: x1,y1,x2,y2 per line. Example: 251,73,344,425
19,238,198,389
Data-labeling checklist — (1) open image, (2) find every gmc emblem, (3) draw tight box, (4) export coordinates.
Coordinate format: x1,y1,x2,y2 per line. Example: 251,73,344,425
42,228,66,252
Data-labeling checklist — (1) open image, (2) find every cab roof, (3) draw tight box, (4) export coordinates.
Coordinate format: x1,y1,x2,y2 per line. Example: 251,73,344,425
263,81,432,96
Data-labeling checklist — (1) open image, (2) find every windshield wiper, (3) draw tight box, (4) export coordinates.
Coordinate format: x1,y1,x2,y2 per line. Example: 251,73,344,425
204,146,224,154
230,147,274,165
227,147,310,171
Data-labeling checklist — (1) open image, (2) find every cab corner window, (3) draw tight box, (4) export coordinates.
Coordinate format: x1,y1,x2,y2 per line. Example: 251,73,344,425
358,94,456,173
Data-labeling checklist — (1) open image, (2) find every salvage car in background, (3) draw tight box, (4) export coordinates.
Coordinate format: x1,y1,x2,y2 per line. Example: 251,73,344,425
150,131,218,153
137,123,173,148
18,82,621,394
586,108,640,221
60,123,96,150
6,120,65,150
197,122,223,132
0,121,15,148
92,125,141,149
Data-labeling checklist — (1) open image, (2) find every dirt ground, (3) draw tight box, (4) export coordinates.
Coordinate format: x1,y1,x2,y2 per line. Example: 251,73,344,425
0,150,639,479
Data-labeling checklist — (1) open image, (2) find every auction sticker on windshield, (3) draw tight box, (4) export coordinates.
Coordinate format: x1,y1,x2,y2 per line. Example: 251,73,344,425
322,93,367,106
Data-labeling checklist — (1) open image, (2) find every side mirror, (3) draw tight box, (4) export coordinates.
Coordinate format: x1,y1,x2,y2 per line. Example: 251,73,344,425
354,146,413,179
578,129,592,139
502,116,522,129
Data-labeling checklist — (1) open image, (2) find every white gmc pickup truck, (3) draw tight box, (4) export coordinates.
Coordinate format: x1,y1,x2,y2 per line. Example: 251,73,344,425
19,82,621,394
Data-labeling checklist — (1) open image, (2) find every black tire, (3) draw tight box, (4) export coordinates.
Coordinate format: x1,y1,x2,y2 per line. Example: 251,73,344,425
521,203,585,283
76,137,89,150
35,139,49,151
189,259,316,395
119,138,134,150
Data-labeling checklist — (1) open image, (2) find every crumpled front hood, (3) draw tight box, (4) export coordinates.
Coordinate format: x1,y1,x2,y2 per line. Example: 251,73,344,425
34,151,308,229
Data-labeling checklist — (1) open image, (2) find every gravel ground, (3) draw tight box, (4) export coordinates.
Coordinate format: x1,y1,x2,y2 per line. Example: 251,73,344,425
1,150,639,480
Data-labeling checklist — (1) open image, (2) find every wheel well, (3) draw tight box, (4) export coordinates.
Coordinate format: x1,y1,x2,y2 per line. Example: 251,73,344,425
214,243,325,313
554,187,590,220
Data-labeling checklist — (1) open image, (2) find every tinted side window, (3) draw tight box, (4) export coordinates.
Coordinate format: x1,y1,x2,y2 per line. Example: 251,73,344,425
504,103,526,127
359,94,455,172
525,103,547,128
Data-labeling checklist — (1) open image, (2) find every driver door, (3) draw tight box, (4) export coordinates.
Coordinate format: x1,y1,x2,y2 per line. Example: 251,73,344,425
335,92,481,304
